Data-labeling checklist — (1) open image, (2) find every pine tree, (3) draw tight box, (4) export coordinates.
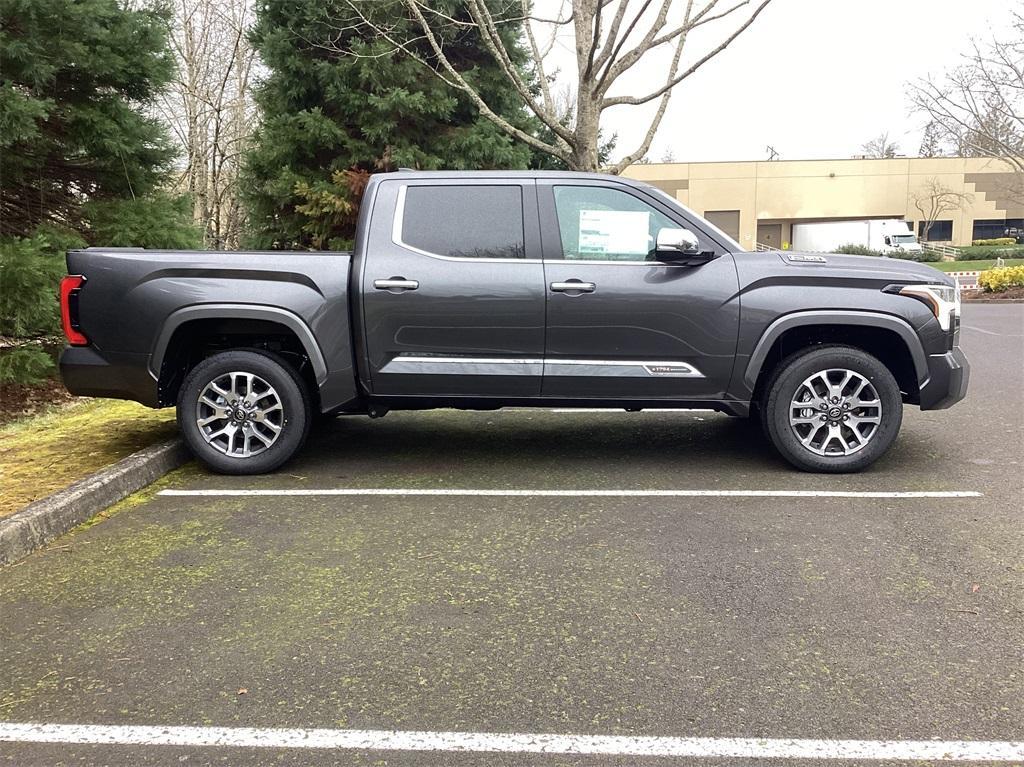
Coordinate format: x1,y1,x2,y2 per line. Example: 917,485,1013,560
243,0,535,249
0,0,178,236
0,0,200,383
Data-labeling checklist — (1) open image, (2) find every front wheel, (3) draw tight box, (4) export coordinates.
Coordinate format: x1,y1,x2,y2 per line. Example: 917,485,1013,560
177,350,311,475
762,345,903,473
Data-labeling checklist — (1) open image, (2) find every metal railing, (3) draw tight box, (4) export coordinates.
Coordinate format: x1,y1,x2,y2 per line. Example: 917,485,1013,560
755,242,779,252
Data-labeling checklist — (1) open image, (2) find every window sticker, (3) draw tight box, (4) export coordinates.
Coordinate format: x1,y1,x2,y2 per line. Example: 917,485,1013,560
578,210,650,256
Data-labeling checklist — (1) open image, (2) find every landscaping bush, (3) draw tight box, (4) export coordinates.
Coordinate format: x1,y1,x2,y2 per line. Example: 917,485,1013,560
833,243,882,256
0,228,85,338
881,247,940,262
972,237,1015,246
978,265,1024,292
956,244,1024,260
0,227,86,383
0,347,57,385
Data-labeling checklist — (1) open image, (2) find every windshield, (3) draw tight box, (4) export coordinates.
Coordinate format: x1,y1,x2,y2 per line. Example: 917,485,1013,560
892,234,917,244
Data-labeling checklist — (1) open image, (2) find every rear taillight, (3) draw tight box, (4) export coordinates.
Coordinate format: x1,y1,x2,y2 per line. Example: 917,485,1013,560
60,275,89,346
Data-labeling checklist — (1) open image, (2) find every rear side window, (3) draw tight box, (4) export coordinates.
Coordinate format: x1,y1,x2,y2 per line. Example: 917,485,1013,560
400,185,525,259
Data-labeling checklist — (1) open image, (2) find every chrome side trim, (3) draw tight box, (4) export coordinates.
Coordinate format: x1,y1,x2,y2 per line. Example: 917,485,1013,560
555,258,693,267
380,356,543,376
391,184,541,264
378,355,704,379
545,359,704,378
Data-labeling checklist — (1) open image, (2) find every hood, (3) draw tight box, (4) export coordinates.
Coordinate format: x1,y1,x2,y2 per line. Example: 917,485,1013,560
776,251,954,287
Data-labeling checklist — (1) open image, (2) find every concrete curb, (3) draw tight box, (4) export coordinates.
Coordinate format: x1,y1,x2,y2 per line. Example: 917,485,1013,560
963,298,1024,304
0,438,190,567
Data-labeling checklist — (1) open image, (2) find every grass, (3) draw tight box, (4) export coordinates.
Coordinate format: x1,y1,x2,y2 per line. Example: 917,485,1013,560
930,258,1024,272
0,399,177,518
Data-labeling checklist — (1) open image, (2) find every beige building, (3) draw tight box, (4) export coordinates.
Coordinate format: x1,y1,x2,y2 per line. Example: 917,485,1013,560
623,156,1023,250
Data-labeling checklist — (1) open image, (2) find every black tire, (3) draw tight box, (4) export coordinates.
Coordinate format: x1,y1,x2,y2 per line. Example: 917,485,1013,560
761,345,902,473
177,350,311,475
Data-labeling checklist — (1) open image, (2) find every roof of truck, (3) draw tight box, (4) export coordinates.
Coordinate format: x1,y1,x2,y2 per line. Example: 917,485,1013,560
391,169,643,182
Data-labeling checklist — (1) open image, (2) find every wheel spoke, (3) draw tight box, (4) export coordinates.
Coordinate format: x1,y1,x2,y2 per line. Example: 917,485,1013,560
844,424,866,447
250,429,274,447
206,424,234,441
800,423,825,448
829,370,853,399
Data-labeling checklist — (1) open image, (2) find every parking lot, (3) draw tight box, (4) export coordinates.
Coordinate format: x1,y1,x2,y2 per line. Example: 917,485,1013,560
1,303,1021,766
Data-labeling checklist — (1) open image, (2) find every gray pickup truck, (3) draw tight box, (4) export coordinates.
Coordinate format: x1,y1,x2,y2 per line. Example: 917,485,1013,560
59,170,969,474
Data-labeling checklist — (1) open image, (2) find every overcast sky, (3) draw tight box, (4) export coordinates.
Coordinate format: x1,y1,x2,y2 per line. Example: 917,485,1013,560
538,0,1016,163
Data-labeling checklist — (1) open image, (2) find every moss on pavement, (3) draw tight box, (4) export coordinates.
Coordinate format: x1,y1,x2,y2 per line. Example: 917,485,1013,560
0,399,177,518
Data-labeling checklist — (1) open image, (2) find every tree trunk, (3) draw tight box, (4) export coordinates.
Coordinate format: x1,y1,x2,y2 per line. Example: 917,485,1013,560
572,95,601,171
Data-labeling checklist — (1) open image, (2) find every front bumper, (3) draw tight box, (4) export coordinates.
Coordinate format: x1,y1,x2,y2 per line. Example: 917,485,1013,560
919,346,970,410
59,346,160,407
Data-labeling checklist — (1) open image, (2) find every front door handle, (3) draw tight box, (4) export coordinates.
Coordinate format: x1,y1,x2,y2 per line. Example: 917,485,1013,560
550,280,596,294
374,278,419,292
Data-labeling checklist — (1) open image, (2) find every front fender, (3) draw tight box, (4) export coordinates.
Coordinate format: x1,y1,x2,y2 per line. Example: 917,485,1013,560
739,310,929,393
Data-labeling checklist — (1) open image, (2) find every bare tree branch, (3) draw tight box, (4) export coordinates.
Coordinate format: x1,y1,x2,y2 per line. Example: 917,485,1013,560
323,0,774,171
602,0,772,108
911,177,973,241
909,9,1024,181
159,0,257,247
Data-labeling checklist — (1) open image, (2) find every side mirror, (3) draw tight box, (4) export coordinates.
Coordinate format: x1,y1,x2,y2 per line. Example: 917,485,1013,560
656,227,700,256
656,227,715,262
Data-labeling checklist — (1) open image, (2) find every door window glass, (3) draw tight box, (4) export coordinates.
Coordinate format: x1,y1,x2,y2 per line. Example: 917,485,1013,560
401,185,525,259
553,185,679,261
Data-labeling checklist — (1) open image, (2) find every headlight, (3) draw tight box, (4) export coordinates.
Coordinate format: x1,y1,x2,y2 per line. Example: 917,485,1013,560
898,283,960,331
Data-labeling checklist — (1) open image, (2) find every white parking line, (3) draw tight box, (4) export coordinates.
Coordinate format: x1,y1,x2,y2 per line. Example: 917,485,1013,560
159,488,981,499
1,723,1021,761
962,325,1022,338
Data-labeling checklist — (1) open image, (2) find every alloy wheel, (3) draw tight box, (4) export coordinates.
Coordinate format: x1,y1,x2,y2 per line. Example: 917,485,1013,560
195,371,284,458
789,368,882,456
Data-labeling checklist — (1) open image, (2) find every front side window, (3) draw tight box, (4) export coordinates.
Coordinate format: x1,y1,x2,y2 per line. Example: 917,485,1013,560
400,185,525,259
553,185,680,262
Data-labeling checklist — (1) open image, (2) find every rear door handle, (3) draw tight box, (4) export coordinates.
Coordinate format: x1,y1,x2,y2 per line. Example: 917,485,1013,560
374,278,419,291
550,280,596,294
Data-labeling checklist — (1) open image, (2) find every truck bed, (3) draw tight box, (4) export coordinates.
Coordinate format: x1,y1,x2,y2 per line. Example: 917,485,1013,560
61,248,358,411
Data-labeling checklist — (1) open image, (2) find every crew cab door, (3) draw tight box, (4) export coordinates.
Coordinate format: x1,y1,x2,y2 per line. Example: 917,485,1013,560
360,178,545,397
539,180,740,399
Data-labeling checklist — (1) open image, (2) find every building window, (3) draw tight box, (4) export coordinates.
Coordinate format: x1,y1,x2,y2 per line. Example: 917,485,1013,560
973,218,1024,241
918,220,953,242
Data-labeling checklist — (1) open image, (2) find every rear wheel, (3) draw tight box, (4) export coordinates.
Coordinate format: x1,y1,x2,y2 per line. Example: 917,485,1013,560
177,350,311,474
762,345,902,473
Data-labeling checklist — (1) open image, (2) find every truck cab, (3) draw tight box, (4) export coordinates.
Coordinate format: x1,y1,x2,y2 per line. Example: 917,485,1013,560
879,220,923,255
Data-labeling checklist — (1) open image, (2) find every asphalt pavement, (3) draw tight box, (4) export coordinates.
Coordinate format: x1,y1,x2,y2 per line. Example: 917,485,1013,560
1,303,1021,766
